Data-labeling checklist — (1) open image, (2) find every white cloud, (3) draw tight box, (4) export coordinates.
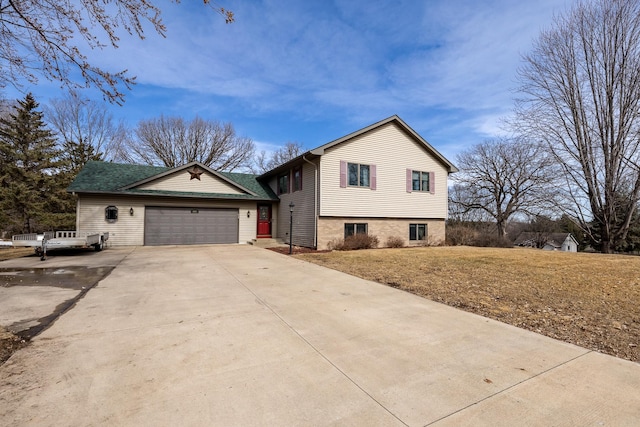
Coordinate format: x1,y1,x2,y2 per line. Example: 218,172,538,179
10,0,577,161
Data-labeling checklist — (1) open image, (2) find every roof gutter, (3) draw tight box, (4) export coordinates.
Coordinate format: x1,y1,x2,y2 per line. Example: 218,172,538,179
302,155,318,249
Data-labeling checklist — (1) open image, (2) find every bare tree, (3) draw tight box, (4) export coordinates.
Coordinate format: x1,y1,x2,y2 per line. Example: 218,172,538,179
0,1,233,104
515,0,640,253
450,138,556,238
122,116,255,171
252,141,304,174
45,92,128,173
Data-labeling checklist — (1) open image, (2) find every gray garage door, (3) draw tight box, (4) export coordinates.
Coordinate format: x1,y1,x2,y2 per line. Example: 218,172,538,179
144,207,239,246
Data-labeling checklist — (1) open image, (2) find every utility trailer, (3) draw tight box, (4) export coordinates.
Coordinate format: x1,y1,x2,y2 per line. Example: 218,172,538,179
12,231,109,260
11,232,55,256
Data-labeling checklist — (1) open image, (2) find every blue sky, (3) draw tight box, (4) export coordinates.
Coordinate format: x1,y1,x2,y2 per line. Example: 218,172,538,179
3,0,571,164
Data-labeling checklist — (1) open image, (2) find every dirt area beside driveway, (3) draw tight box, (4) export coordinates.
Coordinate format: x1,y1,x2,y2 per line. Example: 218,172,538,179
0,266,114,364
0,248,34,261
296,246,640,363
0,327,26,364
0,247,132,364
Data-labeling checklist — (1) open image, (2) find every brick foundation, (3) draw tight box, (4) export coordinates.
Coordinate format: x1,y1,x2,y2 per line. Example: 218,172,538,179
317,217,446,250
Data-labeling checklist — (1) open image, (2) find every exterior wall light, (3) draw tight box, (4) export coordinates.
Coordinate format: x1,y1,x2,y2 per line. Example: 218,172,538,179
129,207,134,216
247,210,251,218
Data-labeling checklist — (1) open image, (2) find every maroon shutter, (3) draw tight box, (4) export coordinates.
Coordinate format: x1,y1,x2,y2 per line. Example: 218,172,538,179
340,161,347,188
429,172,435,194
406,169,412,192
370,164,377,190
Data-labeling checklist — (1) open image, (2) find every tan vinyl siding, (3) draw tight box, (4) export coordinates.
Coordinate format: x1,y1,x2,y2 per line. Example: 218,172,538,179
317,217,445,250
319,122,449,218
135,170,246,194
77,195,258,246
271,160,319,248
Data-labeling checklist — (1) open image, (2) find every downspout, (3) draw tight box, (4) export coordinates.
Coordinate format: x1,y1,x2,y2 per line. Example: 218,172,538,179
302,155,318,248
74,193,80,231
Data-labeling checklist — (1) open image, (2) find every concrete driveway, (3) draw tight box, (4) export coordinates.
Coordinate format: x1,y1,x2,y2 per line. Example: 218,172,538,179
1,245,639,426
0,247,134,338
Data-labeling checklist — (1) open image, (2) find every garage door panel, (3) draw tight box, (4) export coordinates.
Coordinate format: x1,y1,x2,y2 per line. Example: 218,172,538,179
144,207,238,246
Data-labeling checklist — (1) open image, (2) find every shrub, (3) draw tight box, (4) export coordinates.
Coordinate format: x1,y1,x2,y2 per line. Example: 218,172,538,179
326,238,343,251
419,235,445,247
473,233,513,248
386,236,405,248
329,234,380,251
446,224,479,246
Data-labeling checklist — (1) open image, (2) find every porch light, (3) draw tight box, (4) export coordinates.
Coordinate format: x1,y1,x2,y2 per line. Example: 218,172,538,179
247,210,251,218
129,207,134,216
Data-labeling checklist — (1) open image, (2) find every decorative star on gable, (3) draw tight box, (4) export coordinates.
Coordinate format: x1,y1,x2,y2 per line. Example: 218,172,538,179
188,166,203,181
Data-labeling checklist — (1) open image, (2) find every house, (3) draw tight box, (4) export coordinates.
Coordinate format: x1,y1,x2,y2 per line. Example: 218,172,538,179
68,115,458,249
542,233,579,252
514,232,579,252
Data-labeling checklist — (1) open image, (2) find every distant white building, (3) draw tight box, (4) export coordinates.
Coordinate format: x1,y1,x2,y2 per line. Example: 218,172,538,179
515,232,579,252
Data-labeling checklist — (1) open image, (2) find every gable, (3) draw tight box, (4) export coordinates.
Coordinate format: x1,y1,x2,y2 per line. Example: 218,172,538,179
318,121,450,218
258,115,457,181
322,121,443,168
134,168,247,195
310,115,457,173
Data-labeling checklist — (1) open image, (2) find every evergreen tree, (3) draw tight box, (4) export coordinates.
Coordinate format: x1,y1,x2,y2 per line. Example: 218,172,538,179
0,93,63,234
62,137,102,175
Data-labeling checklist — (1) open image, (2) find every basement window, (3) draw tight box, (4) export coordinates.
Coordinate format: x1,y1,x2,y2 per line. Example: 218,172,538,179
344,223,368,238
409,223,427,241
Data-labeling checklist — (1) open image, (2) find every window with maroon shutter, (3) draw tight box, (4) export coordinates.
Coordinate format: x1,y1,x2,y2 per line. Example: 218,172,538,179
340,161,347,188
407,169,434,193
429,171,435,194
341,161,375,189
370,165,377,190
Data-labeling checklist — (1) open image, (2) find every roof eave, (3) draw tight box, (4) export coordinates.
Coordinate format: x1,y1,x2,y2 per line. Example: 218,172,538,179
257,151,319,180
70,189,278,202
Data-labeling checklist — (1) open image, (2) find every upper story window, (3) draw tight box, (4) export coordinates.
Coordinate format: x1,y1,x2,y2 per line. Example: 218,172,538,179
407,169,434,193
348,163,370,187
412,170,430,192
292,166,302,192
340,161,376,189
105,206,118,223
277,173,289,195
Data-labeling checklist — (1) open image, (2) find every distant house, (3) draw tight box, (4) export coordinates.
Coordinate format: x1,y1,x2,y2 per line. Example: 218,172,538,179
68,115,458,249
514,232,579,252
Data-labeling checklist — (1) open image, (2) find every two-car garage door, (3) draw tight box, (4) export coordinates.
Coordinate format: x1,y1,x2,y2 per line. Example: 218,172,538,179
144,207,239,246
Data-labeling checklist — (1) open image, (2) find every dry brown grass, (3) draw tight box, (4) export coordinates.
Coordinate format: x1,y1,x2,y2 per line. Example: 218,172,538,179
0,248,35,261
296,246,640,362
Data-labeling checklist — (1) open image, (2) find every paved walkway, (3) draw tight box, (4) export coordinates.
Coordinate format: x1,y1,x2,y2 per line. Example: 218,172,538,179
1,245,639,426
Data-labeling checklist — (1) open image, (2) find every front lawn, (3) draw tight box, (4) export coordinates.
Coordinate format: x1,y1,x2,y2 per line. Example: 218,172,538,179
296,246,640,363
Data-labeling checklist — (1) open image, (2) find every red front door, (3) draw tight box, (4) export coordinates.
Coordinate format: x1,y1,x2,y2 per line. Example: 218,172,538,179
257,204,272,237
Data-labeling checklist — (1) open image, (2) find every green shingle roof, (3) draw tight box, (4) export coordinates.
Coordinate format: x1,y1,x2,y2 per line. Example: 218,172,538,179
68,161,278,201
68,161,170,192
